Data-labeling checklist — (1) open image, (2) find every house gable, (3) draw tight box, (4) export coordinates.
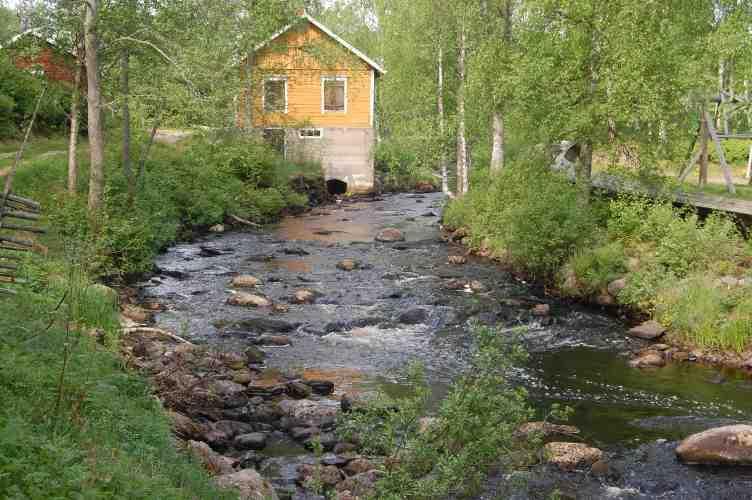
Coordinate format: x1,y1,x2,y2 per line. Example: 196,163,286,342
247,18,377,130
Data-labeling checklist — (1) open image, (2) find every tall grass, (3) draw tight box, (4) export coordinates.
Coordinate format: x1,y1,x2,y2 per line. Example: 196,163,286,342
0,254,231,498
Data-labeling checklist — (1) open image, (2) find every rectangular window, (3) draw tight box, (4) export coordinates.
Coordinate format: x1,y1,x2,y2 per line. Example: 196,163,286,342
264,77,287,113
299,128,323,139
262,129,286,157
322,77,346,113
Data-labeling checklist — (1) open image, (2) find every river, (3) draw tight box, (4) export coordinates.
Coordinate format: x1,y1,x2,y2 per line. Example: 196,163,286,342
139,192,752,499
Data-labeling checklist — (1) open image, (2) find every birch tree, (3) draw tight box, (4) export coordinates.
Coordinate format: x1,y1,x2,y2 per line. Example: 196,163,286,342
84,0,105,215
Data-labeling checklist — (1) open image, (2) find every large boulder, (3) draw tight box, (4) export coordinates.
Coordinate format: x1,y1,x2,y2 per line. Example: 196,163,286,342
628,320,666,340
375,228,405,243
227,292,271,308
215,469,279,500
544,442,603,471
676,425,752,465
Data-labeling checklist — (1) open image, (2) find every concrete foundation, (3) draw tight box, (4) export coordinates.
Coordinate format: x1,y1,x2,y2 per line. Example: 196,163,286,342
284,127,375,193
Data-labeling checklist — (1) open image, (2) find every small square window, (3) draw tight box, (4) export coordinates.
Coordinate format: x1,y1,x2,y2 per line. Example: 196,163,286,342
264,77,287,113
322,77,346,113
299,128,322,139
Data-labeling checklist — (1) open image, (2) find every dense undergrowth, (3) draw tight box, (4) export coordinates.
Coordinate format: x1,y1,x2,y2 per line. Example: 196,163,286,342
0,131,323,498
0,255,234,498
444,160,752,353
338,326,543,499
15,131,323,278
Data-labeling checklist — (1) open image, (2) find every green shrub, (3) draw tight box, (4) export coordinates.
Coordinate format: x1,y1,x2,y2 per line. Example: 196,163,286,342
237,187,288,223
338,326,537,499
709,138,751,165
570,240,628,294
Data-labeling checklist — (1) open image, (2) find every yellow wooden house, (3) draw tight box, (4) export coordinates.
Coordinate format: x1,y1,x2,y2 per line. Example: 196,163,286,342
238,12,384,194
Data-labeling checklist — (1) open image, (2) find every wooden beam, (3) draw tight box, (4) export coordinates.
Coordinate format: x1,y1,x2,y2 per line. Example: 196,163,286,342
5,194,40,212
705,111,737,195
0,236,33,248
0,223,45,234
2,210,40,222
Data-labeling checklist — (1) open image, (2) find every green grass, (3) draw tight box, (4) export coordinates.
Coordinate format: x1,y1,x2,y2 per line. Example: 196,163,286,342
0,135,71,157
0,257,231,499
0,131,325,498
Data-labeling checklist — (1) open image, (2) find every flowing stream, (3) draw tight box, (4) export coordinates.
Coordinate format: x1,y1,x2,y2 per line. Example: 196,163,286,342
140,192,752,499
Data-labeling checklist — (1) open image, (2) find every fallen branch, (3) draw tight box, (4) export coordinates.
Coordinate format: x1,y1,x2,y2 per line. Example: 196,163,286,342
229,214,261,228
123,327,195,346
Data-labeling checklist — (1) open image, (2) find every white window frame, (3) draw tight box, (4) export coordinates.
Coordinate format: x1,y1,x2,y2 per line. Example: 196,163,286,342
263,76,288,114
299,128,324,139
321,76,348,114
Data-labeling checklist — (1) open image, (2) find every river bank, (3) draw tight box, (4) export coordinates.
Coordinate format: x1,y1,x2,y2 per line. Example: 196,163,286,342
127,191,752,499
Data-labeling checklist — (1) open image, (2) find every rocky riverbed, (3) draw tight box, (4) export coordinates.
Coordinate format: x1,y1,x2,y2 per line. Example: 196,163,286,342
124,192,752,499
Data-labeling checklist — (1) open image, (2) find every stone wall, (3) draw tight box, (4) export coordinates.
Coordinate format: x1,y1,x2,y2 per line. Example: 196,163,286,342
285,127,375,193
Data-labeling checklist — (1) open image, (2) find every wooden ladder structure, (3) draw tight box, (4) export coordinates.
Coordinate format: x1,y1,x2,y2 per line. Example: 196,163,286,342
0,191,43,295
0,87,47,296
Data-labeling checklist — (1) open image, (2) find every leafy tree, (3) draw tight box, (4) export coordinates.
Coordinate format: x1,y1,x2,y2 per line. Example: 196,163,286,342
0,0,18,44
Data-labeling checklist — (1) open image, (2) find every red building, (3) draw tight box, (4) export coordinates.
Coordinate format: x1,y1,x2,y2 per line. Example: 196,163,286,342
3,30,80,86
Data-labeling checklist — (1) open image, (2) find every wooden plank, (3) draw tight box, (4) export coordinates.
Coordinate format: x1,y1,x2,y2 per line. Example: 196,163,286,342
5,194,41,212
0,263,19,271
2,210,40,222
705,111,737,195
592,173,752,217
0,223,46,234
0,245,30,253
0,236,33,248
678,148,701,183
717,134,752,140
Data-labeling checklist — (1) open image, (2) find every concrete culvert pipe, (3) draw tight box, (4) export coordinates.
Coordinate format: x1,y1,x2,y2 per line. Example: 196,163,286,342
326,179,348,195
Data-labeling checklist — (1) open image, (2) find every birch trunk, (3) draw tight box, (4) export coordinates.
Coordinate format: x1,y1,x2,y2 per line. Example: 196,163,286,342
121,48,132,187
577,141,593,204
490,0,513,173
67,51,83,194
85,0,105,215
456,23,468,196
699,113,709,187
490,112,504,172
437,45,449,194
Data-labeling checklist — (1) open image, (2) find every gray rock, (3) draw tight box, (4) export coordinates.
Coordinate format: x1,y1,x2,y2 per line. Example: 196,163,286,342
235,432,268,451
215,469,279,500
187,440,234,475
607,278,627,297
398,308,429,325
544,442,603,471
628,320,666,340
375,227,405,242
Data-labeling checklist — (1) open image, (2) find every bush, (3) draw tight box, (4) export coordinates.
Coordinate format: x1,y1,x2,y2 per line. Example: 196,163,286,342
338,326,538,499
709,138,751,165
376,138,438,191
569,241,628,295
445,160,596,277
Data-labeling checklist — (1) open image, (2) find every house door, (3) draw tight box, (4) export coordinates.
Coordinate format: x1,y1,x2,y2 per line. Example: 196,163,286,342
263,129,286,158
